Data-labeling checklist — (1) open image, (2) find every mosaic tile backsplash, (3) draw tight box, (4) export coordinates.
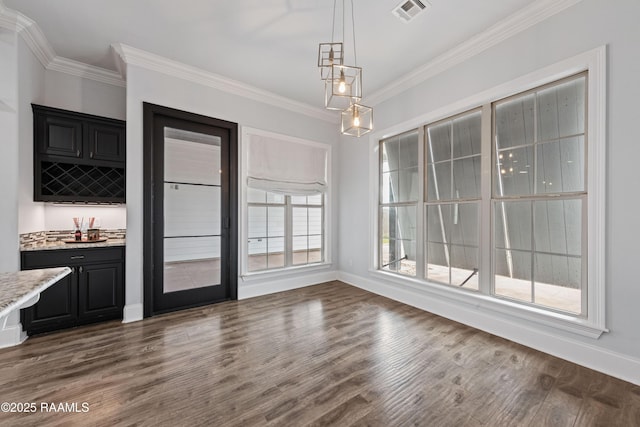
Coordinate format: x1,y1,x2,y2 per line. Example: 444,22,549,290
20,229,126,245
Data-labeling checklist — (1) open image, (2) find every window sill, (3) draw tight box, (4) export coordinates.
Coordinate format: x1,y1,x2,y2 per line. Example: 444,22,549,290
369,269,608,339
240,262,333,282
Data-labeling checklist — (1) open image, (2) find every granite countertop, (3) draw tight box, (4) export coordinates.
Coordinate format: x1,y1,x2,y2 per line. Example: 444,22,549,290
21,238,126,252
0,267,72,319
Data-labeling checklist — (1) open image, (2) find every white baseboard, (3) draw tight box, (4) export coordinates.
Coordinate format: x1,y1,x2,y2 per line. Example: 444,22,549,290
239,270,339,300
338,271,640,386
122,303,143,323
0,323,27,349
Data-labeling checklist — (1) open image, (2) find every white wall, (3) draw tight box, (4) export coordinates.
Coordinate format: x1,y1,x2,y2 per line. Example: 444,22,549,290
124,64,340,321
42,204,126,230
43,70,126,121
0,28,19,272
16,37,46,235
338,0,640,384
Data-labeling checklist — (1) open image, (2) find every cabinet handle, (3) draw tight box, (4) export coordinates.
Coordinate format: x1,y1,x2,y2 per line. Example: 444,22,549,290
76,149,81,157
90,151,94,159
70,255,85,260
79,266,83,273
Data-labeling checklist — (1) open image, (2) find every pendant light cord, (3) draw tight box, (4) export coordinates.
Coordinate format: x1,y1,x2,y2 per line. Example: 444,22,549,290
351,0,357,66
331,0,337,43
342,0,346,52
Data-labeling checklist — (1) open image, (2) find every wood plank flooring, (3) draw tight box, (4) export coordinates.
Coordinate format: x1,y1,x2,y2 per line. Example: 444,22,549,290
0,281,638,426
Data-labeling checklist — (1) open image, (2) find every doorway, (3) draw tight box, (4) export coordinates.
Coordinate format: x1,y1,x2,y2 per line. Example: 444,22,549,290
143,103,237,316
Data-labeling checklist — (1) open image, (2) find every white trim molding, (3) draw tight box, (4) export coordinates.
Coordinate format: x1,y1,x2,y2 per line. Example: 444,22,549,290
239,270,338,300
122,303,144,323
367,46,607,336
0,0,126,87
112,43,338,124
47,56,125,87
0,309,27,349
338,272,640,387
365,0,584,106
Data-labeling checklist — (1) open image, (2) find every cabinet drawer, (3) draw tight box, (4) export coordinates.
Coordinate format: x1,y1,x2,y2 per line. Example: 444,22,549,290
22,247,124,269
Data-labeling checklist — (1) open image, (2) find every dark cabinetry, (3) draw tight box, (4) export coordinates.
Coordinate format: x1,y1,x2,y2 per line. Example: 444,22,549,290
21,247,125,335
33,104,126,203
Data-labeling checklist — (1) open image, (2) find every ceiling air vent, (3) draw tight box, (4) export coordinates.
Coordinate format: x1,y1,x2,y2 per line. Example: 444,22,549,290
392,0,430,23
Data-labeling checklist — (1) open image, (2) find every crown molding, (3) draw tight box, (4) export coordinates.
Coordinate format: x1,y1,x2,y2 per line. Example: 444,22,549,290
0,1,19,31
112,43,338,124
48,56,125,87
365,0,584,106
0,0,125,87
0,0,54,66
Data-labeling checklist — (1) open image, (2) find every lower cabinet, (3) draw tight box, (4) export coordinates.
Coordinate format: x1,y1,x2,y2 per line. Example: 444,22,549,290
20,246,125,335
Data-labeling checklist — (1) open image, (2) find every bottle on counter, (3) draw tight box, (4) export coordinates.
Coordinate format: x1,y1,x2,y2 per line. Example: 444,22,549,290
74,228,82,241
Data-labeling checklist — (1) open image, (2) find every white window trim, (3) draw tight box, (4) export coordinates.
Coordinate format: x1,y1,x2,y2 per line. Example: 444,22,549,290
368,46,607,338
240,126,332,278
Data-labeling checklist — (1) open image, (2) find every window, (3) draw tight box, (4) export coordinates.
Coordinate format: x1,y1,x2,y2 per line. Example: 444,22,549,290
243,128,330,275
425,110,481,289
378,73,593,321
292,194,324,266
247,190,324,272
493,75,586,314
379,130,419,276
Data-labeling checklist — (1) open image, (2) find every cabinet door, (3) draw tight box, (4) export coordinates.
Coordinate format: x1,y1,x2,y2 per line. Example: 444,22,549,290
78,262,123,322
21,271,78,334
86,122,125,163
36,113,83,158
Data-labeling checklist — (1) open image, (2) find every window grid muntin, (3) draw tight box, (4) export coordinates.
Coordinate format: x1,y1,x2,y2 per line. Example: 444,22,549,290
247,191,324,272
424,109,482,289
379,129,419,277
491,195,587,316
493,72,587,199
377,72,590,319
491,73,587,316
291,199,324,266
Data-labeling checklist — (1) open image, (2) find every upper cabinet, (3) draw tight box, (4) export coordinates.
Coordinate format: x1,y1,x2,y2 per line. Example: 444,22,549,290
33,104,126,203
34,104,126,164
36,112,84,158
87,122,126,163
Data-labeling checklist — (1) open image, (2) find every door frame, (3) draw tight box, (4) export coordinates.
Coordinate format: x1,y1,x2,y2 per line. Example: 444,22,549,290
143,102,238,317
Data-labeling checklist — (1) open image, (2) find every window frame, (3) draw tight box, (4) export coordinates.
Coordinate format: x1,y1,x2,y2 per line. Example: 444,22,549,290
369,46,607,338
246,193,325,273
378,129,421,277
424,108,483,288
490,73,588,317
241,127,332,278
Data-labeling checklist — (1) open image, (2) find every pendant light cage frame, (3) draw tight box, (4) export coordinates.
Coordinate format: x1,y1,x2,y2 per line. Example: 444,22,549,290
317,0,374,136
341,103,373,137
318,42,344,80
324,64,362,110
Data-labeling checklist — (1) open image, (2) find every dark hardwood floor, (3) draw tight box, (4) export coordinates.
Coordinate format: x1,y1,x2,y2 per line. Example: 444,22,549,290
0,281,638,426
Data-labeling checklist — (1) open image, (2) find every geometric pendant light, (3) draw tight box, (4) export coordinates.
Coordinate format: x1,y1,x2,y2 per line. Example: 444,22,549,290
324,64,362,110
317,0,373,137
341,102,373,137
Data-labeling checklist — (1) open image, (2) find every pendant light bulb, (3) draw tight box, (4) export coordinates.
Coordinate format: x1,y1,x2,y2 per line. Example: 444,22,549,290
352,106,360,127
338,69,346,94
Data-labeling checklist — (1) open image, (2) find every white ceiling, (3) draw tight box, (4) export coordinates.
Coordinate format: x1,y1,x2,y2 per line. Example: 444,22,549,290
3,0,536,107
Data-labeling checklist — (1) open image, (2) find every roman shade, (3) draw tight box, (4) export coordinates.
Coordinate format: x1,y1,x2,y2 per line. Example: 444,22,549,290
247,134,328,195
